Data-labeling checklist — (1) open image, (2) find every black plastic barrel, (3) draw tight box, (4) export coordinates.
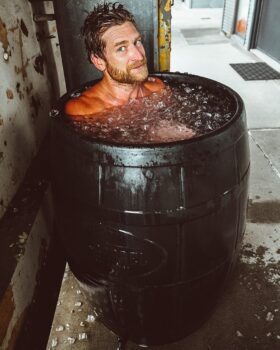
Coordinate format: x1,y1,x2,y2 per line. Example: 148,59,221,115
51,73,250,346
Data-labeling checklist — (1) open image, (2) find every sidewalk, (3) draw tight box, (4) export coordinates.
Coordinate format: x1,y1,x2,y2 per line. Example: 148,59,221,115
46,4,280,349
171,2,280,129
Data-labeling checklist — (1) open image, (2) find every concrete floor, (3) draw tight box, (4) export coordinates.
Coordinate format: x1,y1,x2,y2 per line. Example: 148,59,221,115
47,3,280,349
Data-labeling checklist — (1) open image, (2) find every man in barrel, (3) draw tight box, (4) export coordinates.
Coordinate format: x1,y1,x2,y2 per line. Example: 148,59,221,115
65,2,165,116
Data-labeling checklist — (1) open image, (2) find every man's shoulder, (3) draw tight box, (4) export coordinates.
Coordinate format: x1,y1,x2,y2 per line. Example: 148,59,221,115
64,86,104,116
144,76,165,93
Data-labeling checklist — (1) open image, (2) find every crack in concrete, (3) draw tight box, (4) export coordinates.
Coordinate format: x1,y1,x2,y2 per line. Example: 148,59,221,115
249,131,280,180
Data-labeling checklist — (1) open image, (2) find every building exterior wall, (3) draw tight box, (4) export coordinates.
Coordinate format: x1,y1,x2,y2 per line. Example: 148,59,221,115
0,0,65,220
0,2,66,347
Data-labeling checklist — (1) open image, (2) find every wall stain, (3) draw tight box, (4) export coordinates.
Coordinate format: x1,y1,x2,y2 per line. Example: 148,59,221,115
0,18,9,51
20,19,28,37
0,285,15,345
30,95,41,118
14,62,29,79
6,89,14,100
9,24,19,33
34,55,44,75
15,26,28,79
0,151,4,163
248,200,280,224
50,24,57,34
25,82,33,95
11,169,20,185
16,82,24,100
0,117,3,126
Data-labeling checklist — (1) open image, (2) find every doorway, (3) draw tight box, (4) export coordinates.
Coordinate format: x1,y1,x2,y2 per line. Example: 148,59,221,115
254,0,280,63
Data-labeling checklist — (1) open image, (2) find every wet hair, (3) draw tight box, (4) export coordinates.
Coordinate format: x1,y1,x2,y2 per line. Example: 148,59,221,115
81,2,137,62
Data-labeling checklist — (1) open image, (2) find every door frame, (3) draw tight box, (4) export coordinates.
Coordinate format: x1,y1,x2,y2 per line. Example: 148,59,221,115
249,0,264,49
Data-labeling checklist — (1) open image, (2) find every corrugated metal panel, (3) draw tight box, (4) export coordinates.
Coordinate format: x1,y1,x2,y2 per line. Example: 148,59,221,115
222,0,238,36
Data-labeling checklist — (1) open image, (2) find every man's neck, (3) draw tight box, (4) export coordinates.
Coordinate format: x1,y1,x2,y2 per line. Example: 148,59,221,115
100,74,144,105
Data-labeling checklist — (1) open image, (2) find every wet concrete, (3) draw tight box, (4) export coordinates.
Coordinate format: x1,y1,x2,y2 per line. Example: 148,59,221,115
248,200,280,224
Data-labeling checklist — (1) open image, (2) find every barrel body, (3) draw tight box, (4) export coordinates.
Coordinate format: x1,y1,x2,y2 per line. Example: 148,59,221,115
51,73,250,346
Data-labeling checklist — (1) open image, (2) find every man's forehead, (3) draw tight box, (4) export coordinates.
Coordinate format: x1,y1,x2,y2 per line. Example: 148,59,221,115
102,21,140,45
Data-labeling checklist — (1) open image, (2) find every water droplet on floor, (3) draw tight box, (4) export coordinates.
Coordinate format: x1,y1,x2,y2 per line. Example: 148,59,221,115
67,337,76,344
86,314,95,322
236,330,243,337
266,311,274,321
55,325,64,332
78,332,88,341
51,338,58,347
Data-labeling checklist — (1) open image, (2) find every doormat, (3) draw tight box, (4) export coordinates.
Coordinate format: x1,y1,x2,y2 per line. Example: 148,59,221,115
181,28,228,45
230,62,280,80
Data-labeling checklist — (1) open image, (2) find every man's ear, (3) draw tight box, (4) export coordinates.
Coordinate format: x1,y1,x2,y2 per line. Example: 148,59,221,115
90,54,106,71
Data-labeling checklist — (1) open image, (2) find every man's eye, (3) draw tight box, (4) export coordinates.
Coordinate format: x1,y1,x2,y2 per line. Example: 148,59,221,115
136,39,142,46
117,46,126,52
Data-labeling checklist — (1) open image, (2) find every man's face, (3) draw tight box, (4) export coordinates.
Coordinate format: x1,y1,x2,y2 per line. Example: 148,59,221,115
101,21,148,84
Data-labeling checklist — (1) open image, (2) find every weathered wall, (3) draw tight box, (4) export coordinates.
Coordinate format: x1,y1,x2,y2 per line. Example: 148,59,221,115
0,3,66,345
0,0,65,220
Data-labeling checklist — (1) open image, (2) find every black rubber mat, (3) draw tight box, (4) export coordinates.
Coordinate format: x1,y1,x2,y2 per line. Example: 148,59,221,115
230,62,280,80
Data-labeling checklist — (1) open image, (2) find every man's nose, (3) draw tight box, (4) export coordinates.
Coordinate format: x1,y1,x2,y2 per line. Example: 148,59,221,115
129,45,145,61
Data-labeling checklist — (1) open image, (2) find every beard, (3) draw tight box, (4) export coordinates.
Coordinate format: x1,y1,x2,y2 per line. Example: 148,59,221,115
106,57,148,84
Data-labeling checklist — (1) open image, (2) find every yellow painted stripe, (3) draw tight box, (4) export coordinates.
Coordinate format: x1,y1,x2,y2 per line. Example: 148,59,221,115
158,0,172,72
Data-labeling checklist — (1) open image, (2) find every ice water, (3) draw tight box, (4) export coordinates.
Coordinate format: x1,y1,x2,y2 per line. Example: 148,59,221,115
65,80,236,144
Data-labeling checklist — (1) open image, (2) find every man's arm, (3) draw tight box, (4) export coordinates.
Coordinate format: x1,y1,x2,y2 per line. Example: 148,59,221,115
64,95,104,116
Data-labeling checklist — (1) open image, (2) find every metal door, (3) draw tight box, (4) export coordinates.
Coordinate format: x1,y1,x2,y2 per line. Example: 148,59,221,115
255,0,280,63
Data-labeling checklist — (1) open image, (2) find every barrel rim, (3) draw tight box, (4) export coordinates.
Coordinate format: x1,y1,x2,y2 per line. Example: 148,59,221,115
51,72,245,149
